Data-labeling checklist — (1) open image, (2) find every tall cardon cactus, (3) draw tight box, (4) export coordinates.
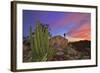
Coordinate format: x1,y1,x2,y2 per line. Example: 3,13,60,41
29,21,55,62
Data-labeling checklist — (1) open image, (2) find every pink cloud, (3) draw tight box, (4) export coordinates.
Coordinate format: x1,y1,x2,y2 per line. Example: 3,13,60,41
69,23,91,40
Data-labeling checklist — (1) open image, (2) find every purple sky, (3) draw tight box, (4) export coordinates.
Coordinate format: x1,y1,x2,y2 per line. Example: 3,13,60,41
23,10,91,40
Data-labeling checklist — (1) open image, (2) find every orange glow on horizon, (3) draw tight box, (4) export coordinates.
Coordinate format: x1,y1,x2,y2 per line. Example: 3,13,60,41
68,23,91,41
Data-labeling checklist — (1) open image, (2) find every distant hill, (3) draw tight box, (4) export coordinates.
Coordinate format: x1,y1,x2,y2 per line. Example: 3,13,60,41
69,40,91,56
69,40,91,49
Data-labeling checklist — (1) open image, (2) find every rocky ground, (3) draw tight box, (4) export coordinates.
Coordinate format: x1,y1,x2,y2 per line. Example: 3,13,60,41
23,35,91,62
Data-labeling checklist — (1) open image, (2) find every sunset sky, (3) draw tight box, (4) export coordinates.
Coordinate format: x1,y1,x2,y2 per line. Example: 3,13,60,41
23,10,91,41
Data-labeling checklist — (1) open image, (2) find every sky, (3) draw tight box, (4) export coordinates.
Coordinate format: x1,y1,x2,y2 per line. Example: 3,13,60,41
23,10,91,41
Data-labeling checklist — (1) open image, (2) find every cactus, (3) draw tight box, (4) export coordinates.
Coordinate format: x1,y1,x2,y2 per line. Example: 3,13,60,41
29,21,55,62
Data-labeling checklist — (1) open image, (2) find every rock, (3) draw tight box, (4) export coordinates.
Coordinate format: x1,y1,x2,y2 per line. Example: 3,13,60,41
23,41,32,62
49,35,68,50
56,51,64,55
23,50,32,62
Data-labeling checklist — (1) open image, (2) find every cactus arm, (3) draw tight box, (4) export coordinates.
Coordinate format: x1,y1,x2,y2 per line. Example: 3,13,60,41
29,26,37,61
